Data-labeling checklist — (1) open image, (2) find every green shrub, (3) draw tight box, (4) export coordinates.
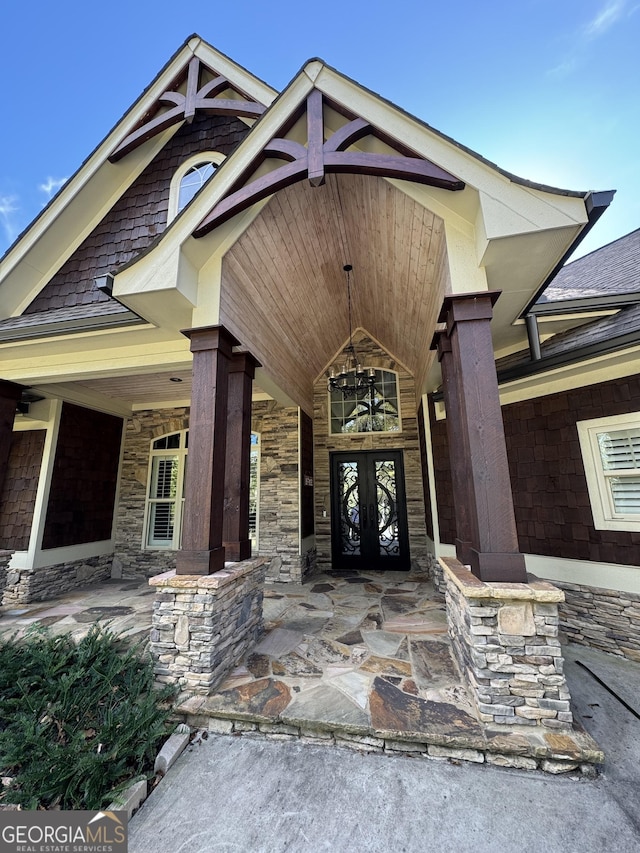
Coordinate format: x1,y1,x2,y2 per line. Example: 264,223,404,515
0,624,176,810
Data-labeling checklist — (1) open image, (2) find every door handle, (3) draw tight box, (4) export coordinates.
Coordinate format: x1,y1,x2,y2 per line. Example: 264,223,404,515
361,504,367,528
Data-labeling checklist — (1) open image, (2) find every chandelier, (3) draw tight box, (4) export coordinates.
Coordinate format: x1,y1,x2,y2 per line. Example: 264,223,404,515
327,265,376,397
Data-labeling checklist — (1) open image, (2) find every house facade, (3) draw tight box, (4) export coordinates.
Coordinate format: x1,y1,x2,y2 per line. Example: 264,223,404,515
0,36,638,671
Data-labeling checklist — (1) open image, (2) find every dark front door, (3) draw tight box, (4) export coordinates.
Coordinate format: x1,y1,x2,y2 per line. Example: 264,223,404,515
330,450,410,571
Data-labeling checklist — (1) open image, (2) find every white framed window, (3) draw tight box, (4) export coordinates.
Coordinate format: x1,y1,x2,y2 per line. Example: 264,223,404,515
143,430,188,549
249,432,260,550
329,368,401,435
577,412,640,532
167,152,226,222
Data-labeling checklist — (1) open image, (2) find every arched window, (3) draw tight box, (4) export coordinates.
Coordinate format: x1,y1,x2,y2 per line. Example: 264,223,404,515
143,430,188,549
329,369,401,434
167,152,225,222
143,428,260,549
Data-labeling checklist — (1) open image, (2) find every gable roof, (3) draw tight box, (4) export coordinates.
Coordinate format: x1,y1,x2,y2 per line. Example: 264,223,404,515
0,35,277,319
537,227,640,304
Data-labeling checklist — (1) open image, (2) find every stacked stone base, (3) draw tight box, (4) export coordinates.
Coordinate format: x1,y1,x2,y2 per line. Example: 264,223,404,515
442,558,572,730
149,558,267,694
2,554,113,605
176,701,602,775
265,548,317,583
555,580,640,663
0,550,11,604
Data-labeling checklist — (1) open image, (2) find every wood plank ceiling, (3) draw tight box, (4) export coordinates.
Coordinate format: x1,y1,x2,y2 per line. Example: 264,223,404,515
220,172,449,413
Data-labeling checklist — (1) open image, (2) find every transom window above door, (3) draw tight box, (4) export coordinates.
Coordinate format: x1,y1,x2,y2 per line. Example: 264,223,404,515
329,368,401,434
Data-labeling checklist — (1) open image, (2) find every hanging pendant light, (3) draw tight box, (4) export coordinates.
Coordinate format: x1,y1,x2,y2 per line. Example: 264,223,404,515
328,265,376,397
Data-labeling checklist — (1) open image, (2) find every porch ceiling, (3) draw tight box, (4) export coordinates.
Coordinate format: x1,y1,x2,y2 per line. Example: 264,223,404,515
50,370,270,412
219,172,449,412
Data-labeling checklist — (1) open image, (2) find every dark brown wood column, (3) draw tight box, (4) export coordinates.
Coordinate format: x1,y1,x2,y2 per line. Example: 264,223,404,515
0,380,23,504
177,325,239,575
223,352,260,562
431,331,473,565
438,292,527,583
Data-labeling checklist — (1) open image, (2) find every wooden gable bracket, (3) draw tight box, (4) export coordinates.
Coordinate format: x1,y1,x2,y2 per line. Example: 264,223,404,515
109,56,267,163
193,88,465,237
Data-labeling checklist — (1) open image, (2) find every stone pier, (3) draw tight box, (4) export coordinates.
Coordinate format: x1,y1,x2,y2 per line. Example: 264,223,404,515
442,557,572,730
149,557,267,694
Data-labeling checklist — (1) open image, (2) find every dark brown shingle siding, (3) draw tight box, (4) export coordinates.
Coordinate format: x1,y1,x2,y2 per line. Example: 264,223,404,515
26,114,249,314
432,373,640,566
42,404,123,549
0,430,46,550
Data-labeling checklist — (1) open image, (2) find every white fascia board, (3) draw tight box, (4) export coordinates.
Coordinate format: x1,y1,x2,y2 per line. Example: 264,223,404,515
112,72,316,321
0,40,206,316
192,38,278,107
313,65,589,238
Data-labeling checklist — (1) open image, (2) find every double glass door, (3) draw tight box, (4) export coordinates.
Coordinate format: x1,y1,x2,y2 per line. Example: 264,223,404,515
330,450,410,571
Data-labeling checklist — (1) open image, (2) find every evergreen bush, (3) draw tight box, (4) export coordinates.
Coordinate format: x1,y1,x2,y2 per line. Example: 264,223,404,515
0,625,175,810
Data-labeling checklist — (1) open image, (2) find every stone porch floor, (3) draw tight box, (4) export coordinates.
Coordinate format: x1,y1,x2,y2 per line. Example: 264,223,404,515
0,569,603,771
176,568,603,772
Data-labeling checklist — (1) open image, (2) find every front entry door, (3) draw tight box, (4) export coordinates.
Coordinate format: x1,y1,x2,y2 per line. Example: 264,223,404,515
330,450,410,571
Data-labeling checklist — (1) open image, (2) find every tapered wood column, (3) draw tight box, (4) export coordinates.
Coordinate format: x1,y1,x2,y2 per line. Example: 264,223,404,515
223,352,260,562
438,292,527,583
0,380,23,504
177,325,239,575
431,331,473,565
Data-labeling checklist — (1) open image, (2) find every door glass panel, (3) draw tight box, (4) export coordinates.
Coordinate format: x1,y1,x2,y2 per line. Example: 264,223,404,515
375,459,400,557
338,460,361,556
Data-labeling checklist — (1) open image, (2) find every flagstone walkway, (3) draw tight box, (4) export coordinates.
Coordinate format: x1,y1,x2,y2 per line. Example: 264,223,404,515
177,570,603,770
0,569,603,769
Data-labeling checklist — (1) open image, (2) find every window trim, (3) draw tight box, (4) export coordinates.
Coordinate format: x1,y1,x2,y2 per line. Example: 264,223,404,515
167,152,226,223
142,429,188,550
577,412,640,533
328,368,402,436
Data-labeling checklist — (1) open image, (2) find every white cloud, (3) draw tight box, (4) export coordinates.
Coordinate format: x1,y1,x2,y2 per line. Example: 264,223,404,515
38,175,68,200
0,194,19,246
584,0,627,39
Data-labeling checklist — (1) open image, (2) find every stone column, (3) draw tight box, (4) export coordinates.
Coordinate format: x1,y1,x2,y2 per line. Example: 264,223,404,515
177,325,238,576
223,352,260,562
0,380,22,504
431,331,473,566
438,293,526,583
442,557,573,731
149,557,267,694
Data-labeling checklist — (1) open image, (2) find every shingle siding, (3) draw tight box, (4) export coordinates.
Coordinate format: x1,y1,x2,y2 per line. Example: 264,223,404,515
26,114,249,314
432,373,640,565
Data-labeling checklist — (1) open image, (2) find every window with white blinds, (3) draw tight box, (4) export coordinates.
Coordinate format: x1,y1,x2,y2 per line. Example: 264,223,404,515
143,430,188,549
578,415,640,532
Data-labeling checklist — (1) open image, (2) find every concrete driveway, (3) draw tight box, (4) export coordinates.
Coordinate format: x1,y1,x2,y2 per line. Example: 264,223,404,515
129,644,640,852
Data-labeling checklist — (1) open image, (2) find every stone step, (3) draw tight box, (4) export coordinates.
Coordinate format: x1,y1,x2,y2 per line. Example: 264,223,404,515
175,694,604,775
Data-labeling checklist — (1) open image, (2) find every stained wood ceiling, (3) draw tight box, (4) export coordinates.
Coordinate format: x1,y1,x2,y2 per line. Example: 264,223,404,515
219,172,449,412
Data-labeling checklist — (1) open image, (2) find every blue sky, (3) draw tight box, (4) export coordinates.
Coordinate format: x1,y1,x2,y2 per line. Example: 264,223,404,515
0,0,638,259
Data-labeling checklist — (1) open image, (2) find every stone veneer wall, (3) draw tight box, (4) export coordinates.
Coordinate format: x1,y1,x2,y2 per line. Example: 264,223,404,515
3,555,113,605
313,332,430,574
252,401,312,583
443,558,573,730
0,550,11,603
113,408,190,578
114,403,310,583
149,558,266,694
555,581,640,662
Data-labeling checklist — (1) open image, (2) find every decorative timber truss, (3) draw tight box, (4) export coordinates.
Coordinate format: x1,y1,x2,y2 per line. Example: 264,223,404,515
193,88,465,237
109,56,267,162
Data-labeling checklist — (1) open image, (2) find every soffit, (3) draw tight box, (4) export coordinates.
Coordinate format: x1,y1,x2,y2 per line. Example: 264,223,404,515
219,172,448,409
42,370,270,411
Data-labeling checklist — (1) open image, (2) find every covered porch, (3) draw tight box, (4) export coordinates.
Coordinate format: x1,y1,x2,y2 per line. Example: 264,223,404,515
0,567,603,772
